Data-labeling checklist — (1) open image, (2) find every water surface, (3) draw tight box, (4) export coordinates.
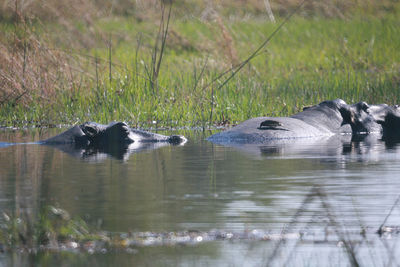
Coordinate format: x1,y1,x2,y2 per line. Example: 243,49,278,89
1,128,400,266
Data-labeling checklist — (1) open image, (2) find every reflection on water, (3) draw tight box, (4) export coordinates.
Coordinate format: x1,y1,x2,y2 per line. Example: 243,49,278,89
43,141,185,161
1,128,400,266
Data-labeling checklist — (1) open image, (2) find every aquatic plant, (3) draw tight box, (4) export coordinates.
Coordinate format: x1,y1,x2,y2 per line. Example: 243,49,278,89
0,189,399,266
0,1,399,127
0,206,103,252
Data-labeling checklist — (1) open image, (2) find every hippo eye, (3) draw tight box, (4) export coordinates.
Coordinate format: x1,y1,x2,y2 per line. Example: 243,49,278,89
81,125,99,137
86,127,96,134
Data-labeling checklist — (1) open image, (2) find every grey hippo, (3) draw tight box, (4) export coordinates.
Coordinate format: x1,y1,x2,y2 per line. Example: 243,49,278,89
207,99,388,144
43,121,186,146
0,122,186,160
1,100,399,153
341,102,400,140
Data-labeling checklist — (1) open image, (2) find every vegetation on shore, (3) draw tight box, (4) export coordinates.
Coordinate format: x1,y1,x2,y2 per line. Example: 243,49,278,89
0,0,399,128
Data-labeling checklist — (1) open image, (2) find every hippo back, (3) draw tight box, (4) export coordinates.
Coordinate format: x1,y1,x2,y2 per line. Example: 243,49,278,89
208,99,352,144
207,116,336,144
291,99,351,134
42,125,89,145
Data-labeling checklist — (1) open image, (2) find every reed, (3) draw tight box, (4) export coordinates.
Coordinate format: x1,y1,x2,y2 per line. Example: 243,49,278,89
0,1,399,128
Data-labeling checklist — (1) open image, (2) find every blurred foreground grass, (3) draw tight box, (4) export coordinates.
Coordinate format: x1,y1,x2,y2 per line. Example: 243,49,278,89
0,0,399,128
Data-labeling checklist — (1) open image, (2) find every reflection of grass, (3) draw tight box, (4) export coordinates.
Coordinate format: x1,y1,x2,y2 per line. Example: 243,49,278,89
0,2,399,127
1,195,400,264
0,206,104,251
265,187,400,266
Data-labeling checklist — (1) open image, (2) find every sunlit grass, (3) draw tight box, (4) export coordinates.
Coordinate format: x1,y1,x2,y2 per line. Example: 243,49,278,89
1,14,399,128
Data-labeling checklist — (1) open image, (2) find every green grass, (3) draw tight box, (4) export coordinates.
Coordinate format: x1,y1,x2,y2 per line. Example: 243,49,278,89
1,14,399,128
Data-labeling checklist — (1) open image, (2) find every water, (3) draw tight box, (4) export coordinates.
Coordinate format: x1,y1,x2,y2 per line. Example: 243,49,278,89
1,127,400,266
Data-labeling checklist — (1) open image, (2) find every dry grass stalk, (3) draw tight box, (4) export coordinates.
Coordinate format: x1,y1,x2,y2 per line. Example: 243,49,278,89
1,0,396,23
166,29,197,52
215,15,239,67
263,0,276,22
0,21,85,107
0,0,98,22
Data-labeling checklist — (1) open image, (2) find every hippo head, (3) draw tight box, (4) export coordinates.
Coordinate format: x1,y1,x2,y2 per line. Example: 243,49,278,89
81,122,133,146
168,135,187,145
367,104,400,138
339,102,382,134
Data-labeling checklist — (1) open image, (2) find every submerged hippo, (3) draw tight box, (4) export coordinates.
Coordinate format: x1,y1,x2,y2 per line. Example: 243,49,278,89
0,122,187,161
341,103,400,140
374,105,400,139
41,121,187,160
207,99,386,144
338,101,382,134
43,121,186,146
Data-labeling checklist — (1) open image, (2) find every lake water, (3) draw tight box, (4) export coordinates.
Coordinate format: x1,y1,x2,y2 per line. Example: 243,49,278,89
1,127,400,266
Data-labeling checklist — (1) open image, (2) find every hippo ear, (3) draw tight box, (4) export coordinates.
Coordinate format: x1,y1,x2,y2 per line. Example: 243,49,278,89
360,102,370,112
339,106,355,126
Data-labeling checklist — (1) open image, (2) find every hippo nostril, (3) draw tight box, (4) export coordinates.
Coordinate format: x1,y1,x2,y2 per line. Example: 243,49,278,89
169,135,186,144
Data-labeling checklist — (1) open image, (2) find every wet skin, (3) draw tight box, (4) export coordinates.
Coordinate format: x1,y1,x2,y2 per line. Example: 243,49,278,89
208,99,352,144
342,103,400,140
30,122,187,160
42,121,187,146
0,122,186,160
208,99,399,145
2,100,399,151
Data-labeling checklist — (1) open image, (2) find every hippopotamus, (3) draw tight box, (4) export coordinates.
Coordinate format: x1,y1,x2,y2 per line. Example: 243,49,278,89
43,121,186,146
338,101,383,134
207,99,385,144
341,103,400,140
374,105,400,139
0,122,187,160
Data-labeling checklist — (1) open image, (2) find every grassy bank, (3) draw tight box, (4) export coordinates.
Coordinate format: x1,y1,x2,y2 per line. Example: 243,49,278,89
0,1,399,128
